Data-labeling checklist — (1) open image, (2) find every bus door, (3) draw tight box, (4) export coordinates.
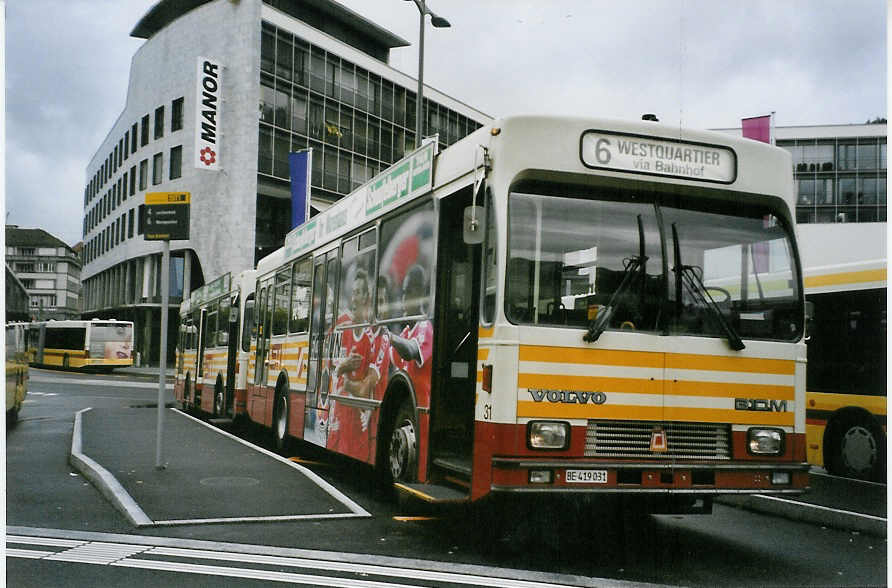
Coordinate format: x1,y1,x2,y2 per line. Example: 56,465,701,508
431,187,482,480
253,281,272,417
197,308,208,392
305,250,339,447
224,294,239,417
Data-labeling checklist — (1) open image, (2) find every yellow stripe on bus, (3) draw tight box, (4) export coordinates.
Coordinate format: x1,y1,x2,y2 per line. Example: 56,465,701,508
519,346,663,368
477,348,490,361
804,268,886,289
517,402,795,425
666,354,795,375
807,391,887,416
478,326,494,339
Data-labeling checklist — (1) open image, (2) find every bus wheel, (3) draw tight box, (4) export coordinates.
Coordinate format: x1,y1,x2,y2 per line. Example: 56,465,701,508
827,414,885,481
273,391,289,452
388,400,417,483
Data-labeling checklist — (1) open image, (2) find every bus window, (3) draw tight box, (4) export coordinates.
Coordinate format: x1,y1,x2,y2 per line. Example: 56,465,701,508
272,269,291,336
289,258,312,334
339,229,377,327
377,202,434,321
218,296,231,345
241,294,255,353
207,306,218,348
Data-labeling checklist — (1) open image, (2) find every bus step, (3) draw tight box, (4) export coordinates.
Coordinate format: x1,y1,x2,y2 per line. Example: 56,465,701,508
394,482,469,504
208,417,234,427
432,456,472,477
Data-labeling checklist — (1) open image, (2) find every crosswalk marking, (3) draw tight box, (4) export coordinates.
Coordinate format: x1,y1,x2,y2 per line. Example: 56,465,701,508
6,529,614,588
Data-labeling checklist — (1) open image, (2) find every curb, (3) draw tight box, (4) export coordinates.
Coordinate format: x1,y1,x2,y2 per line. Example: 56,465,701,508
717,495,886,537
68,407,153,527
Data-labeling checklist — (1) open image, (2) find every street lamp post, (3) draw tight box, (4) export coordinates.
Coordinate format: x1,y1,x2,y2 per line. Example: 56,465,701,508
405,0,450,148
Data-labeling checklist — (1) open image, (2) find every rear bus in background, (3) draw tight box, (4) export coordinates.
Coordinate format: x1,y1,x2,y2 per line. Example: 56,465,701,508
225,114,809,513
174,270,256,420
800,222,886,482
27,319,133,371
6,323,29,426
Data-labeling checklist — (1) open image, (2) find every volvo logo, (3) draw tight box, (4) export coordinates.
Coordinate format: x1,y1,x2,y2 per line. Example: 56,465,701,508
529,389,607,405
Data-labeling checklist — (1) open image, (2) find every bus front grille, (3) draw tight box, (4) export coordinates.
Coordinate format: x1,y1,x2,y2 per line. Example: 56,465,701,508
584,420,731,460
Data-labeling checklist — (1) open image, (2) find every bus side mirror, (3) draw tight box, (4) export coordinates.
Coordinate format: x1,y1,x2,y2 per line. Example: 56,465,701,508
463,205,485,244
804,300,814,343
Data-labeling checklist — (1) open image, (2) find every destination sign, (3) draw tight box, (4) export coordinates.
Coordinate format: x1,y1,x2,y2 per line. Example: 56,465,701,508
580,130,736,183
145,192,190,241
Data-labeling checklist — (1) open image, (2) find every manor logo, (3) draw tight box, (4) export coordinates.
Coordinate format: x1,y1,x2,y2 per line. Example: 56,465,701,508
195,57,222,170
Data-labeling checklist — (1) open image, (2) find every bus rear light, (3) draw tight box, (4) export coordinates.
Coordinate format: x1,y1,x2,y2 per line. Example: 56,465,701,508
482,364,492,393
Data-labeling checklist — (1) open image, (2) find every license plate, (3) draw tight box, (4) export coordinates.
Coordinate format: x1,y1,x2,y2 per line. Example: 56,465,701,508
565,469,608,484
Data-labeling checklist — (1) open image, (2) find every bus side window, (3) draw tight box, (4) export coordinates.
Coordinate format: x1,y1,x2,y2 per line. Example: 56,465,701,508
242,294,255,352
482,189,497,324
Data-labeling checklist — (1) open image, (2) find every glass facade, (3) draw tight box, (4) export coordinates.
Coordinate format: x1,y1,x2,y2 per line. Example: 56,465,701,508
779,133,886,224
256,21,483,262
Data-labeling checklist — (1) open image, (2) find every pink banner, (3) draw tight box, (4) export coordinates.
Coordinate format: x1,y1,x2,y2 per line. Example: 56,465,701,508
742,115,771,143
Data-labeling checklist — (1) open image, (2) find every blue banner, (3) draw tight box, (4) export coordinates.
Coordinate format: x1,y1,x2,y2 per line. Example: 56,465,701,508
289,150,311,229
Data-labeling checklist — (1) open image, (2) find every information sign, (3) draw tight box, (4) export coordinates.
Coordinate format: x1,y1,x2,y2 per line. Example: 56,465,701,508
145,192,191,241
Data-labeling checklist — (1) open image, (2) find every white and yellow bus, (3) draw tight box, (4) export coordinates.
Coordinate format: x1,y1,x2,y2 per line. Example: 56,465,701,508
175,270,256,419
27,319,134,371
800,222,886,481
204,115,811,511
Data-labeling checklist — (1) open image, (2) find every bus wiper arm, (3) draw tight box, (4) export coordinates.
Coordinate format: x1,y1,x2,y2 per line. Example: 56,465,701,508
672,223,745,351
584,215,647,343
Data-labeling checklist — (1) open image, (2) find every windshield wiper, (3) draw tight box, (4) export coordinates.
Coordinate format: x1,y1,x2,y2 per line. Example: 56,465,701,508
584,215,648,343
671,223,745,351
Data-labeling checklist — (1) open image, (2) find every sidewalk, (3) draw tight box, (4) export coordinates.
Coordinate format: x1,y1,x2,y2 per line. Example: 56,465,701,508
68,405,370,527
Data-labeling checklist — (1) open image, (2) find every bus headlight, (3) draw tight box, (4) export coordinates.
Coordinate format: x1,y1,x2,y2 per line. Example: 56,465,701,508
747,428,784,455
527,421,570,450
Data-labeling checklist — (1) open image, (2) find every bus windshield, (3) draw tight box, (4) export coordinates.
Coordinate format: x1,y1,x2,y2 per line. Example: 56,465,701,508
506,182,803,342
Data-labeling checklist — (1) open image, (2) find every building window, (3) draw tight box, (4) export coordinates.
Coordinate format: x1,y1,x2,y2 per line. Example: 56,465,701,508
124,131,129,159
137,204,145,235
169,146,182,180
152,153,163,185
139,159,148,190
838,144,856,170
20,247,35,256
131,123,138,152
172,97,184,131
154,106,164,139
130,165,137,195
141,114,150,146
128,209,134,238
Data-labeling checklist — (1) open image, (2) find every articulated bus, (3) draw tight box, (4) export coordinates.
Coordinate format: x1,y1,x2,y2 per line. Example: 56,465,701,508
187,115,810,511
6,323,29,426
800,222,886,481
175,270,256,419
27,319,134,371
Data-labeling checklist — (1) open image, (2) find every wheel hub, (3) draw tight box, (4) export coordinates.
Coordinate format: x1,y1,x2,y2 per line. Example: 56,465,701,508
389,422,416,480
841,425,877,474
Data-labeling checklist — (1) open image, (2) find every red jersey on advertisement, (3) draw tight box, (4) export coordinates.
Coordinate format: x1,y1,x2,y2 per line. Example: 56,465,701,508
328,322,382,459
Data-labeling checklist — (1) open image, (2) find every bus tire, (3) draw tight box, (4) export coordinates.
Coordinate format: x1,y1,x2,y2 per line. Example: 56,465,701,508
273,389,289,453
826,412,886,482
213,377,224,417
387,399,418,484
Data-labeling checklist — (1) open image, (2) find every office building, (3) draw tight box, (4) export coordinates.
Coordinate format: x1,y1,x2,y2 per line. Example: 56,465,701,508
80,0,490,364
719,122,887,224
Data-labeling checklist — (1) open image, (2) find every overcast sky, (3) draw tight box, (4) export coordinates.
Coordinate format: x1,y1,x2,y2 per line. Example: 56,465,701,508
4,0,886,246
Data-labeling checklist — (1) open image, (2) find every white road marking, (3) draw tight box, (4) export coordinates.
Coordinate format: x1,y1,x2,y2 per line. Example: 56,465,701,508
30,373,173,389
754,494,887,522
7,527,624,587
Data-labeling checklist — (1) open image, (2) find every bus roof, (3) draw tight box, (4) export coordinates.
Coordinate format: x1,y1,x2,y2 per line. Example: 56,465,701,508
800,222,887,294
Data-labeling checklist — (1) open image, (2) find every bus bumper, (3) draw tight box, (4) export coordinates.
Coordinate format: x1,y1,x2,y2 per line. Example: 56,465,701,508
488,458,810,496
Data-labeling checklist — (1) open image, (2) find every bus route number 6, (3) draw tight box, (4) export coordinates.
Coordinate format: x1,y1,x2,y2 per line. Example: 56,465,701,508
594,138,611,164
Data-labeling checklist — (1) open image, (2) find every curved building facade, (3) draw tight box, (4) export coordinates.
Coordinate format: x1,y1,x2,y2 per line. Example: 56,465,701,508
81,0,490,364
